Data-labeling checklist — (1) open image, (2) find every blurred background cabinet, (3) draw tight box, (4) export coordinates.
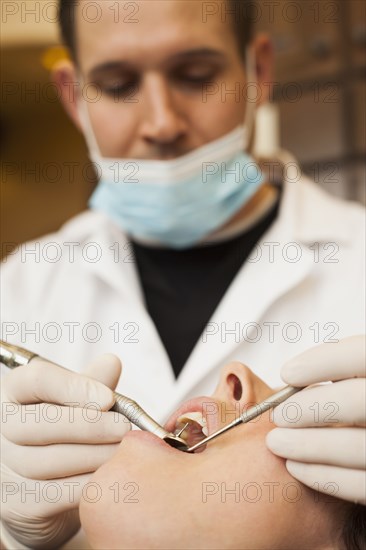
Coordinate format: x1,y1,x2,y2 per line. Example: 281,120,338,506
257,0,365,203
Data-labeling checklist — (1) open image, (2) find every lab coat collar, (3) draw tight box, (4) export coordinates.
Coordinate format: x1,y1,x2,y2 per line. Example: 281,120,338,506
67,212,178,403
276,151,352,246
70,211,145,301
173,181,311,398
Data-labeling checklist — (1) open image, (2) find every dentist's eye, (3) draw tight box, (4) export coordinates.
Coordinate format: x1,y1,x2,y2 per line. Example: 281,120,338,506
103,82,139,99
172,64,219,88
182,74,215,83
177,74,217,89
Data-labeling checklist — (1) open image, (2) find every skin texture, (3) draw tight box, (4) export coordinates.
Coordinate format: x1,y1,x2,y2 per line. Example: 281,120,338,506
79,363,345,549
53,0,275,232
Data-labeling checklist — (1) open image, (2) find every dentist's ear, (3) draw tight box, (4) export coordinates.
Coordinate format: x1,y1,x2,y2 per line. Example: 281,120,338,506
251,33,274,106
51,59,84,131
212,362,273,411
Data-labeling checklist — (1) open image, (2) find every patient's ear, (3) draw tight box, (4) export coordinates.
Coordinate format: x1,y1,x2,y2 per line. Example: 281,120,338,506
51,59,83,131
213,362,272,412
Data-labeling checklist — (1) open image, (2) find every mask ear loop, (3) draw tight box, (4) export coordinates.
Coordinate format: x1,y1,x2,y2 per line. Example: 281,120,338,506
242,46,258,152
76,75,104,159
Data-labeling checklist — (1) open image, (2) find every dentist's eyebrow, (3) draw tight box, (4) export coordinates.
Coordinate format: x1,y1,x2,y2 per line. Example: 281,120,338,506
88,48,227,78
165,48,227,63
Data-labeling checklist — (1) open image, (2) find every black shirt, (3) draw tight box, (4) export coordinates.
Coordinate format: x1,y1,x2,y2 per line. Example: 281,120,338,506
132,189,282,378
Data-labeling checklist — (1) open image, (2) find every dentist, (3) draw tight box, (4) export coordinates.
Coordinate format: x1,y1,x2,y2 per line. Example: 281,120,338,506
1,1,365,548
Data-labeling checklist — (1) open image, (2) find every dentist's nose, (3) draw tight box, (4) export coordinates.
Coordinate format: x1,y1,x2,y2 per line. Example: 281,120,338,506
140,74,187,146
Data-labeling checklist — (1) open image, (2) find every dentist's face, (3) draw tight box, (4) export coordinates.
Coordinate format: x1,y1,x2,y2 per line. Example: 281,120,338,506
59,0,272,159
80,364,344,550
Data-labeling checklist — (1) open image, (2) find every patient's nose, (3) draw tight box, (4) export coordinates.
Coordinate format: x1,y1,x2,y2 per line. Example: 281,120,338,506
212,362,272,413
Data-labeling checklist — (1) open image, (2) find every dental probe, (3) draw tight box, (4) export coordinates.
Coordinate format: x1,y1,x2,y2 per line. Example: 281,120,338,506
186,385,304,453
0,340,189,451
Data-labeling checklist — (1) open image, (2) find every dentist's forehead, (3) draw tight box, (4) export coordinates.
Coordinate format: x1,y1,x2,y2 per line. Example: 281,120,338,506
75,0,238,71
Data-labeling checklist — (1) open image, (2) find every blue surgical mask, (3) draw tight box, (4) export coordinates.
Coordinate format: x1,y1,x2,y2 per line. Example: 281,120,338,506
79,52,265,249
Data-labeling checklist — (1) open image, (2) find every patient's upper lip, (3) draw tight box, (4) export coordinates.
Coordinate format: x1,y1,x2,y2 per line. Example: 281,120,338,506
165,396,221,436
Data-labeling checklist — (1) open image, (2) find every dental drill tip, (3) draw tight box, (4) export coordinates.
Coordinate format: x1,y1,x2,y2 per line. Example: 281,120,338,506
174,422,190,438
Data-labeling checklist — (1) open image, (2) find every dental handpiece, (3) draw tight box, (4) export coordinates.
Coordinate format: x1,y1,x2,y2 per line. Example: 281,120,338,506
186,384,304,453
0,340,188,451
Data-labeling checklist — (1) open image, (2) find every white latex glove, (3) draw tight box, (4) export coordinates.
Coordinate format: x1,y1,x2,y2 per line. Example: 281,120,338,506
266,335,366,504
0,354,130,549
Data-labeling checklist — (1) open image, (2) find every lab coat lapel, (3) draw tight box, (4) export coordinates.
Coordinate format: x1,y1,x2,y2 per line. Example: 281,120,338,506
84,217,177,401
85,219,144,301
174,176,315,400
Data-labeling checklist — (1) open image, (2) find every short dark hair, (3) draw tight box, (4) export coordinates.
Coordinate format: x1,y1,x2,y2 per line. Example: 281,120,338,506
58,0,256,63
340,503,366,550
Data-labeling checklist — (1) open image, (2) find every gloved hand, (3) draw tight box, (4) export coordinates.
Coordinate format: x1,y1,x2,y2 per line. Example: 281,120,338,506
266,335,366,504
0,354,130,549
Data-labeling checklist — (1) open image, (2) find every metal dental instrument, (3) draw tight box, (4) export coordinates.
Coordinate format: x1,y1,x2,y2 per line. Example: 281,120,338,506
0,340,189,452
186,385,304,453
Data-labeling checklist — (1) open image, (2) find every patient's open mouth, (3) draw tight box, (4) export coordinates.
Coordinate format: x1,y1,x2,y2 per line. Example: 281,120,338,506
174,411,208,452
165,396,221,452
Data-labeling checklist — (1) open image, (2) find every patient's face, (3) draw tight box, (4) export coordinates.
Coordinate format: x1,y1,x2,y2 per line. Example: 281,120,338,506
80,363,341,549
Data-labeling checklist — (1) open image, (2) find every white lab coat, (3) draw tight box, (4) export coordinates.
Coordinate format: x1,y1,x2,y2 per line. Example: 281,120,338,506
0,161,365,549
